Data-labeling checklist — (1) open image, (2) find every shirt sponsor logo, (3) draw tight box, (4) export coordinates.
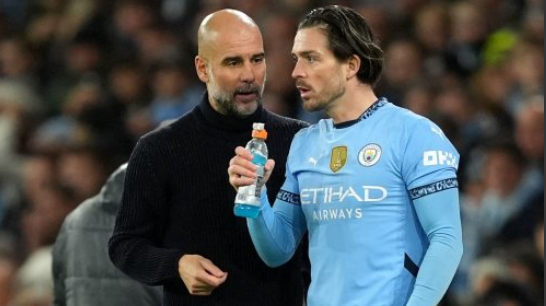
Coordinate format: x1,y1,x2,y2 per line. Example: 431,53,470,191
330,146,347,173
423,150,458,168
300,185,388,205
312,208,363,221
301,185,388,222
358,144,382,167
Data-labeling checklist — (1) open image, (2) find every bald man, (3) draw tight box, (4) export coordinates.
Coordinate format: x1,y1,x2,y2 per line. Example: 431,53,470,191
109,9,308,306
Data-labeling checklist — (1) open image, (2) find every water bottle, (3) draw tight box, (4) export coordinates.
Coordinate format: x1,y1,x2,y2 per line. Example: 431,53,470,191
234,123,268,218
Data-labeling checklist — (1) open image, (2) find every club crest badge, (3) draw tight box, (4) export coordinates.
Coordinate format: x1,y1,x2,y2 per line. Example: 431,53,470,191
330,146,347,173
358,144,382,167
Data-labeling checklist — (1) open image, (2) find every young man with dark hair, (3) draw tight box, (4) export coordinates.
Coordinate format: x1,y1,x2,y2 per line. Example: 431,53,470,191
229,5,463,306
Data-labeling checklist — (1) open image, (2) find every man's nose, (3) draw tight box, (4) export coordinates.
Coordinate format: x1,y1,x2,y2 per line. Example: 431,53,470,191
291,60,304,79
240,62,256,83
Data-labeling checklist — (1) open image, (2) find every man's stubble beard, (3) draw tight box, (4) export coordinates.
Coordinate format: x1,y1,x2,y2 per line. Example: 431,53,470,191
301,77,345,114
208,68,265,118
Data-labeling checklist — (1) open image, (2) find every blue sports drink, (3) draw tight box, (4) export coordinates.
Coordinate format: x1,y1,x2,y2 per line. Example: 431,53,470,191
234,123,268,218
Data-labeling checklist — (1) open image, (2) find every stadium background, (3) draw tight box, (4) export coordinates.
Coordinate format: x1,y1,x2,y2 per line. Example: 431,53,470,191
0,0,543,305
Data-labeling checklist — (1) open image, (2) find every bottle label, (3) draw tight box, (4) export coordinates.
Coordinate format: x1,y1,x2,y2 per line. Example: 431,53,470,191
252,151,267,165
235,185,260,206
256,165,265,178
252,151,266,178
234,144,267,209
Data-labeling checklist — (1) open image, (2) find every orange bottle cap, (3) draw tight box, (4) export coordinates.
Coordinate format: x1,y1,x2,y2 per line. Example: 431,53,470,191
252,129,267,139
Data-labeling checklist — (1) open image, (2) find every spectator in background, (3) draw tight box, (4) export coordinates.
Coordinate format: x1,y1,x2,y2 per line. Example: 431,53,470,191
147,57,203,128
504,38,544,114
9,101,130,305
106,60,150,109
0,37,38,90
106,60,152,139
513,100,544,201
53,0,98,43
0,80,42,246
474,280,540,306
259,11,324,123
224,0,270,19
502,243,544,303
53,164,162,306
471,64,513,117
30,78,133,192
0,0,29,29
492,100,545,248
56,146,113,204
467,256,511,303
514,96,544,164
134,25,180,66
0,80,42,180
456,140,537,300
274,0,315,17
0,236,18,306
42,34,106,116
520,0,544,42
30,79,108,156
445,1,489,77
401,80,436,118
13,183,78,306
495,191,544,253
434,80,509,157
24,0,73,48
108,0,160,62
260,13,301,117
9,154,58,250
412,2,451,79
378,38,424,105
355,4,392,46
476,141,529,246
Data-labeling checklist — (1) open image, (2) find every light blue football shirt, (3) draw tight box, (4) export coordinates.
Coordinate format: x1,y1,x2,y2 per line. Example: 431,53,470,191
248,98,463,306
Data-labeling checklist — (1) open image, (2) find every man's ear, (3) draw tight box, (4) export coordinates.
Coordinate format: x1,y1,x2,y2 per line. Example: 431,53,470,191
195,56,209,83
346,54,361,80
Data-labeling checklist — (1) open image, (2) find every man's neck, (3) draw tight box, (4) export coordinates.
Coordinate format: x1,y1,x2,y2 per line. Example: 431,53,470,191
328,84,378,124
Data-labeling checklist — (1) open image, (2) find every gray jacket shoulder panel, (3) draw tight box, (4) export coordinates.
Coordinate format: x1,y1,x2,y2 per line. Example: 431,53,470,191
53,163,162,306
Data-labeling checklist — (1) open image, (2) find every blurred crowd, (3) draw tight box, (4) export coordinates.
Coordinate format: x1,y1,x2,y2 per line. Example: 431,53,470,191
0,0,543,306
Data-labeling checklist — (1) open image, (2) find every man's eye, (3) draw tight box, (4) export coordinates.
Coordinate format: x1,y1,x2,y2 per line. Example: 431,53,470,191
306,55,316,63
252,57,264,64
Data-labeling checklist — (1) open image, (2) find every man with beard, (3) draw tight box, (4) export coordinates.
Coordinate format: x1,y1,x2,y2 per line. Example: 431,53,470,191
109,9,308,306
229,5,462,306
